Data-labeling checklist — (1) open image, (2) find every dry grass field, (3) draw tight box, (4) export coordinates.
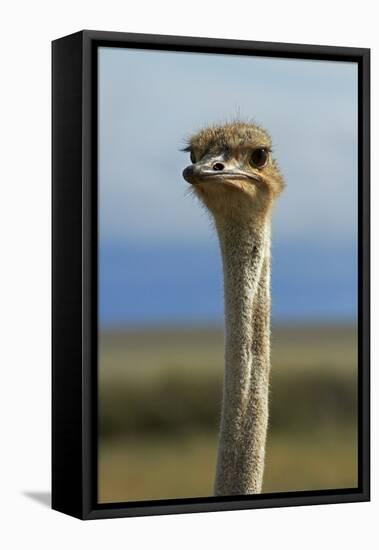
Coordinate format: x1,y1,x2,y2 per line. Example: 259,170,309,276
98,324,358,503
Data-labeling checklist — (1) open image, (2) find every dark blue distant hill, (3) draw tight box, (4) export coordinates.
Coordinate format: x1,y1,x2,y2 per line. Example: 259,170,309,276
99,240,357,328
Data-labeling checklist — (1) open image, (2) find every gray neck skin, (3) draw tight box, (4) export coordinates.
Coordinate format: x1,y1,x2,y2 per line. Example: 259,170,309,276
214,214,271,495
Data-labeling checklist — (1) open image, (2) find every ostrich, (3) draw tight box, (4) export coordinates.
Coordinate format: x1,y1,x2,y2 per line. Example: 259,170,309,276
182,121,285,496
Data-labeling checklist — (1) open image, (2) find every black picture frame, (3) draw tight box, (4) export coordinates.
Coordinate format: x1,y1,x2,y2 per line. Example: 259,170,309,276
52,30,370,520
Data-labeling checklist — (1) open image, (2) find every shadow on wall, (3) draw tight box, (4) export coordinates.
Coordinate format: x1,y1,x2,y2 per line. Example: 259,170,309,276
22,491,51,508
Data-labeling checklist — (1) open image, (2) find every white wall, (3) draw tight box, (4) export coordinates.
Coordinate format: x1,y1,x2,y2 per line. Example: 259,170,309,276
0,1,376,548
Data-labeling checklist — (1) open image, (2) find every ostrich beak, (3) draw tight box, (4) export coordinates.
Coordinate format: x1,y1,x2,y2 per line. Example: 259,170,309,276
182,161,220,184
182,162,261,186
182,164,198,184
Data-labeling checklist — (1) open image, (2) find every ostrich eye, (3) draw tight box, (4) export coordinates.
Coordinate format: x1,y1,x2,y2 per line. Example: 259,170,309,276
250,148,269,169
190,151,196,164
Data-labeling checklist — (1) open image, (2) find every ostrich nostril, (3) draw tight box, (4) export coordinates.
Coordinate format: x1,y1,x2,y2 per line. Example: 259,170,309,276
213,162,225,171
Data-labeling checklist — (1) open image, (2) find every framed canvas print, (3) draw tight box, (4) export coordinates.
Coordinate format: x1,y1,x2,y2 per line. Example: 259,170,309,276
52,30,370,520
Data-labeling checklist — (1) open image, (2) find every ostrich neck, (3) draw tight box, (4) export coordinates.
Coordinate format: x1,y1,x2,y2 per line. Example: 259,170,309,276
214,214,271,495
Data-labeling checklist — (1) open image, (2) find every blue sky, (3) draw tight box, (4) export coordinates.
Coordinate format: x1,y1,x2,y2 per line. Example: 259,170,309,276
98,47,358,327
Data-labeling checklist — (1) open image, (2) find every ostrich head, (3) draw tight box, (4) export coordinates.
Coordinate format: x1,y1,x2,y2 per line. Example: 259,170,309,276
182,121,284,223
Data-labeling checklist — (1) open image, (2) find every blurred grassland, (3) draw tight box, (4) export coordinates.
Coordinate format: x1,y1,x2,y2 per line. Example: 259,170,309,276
98,324,358,503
